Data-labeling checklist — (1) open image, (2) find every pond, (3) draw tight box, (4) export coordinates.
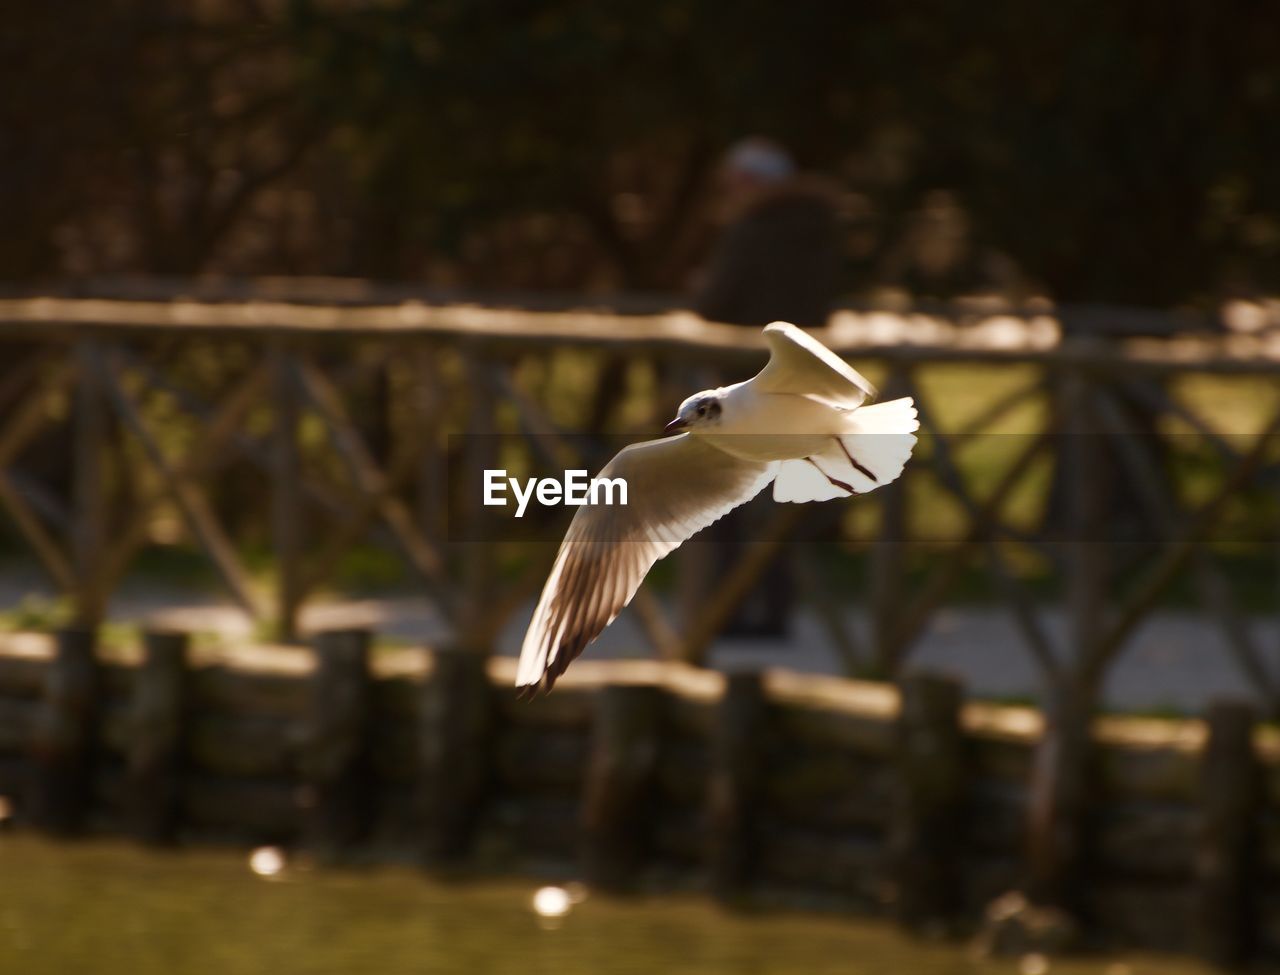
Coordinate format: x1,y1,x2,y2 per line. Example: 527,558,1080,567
0,835,1211,975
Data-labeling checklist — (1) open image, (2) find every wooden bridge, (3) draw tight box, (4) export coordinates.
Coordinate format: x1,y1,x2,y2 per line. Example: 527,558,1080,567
0,282,1275,710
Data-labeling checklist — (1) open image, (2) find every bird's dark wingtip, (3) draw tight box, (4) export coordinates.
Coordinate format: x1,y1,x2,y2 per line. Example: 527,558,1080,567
515,668,566,701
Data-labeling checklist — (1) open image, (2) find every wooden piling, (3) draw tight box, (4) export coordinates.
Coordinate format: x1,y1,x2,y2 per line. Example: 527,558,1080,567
29,627,99,834
419,647,492,865
2,629,1280,963
303,628,373,857
708,671,766,901
1194,700,1258,967
581,684,661,891
892,673,965,931
128,629,190,844
1027,686,1093,914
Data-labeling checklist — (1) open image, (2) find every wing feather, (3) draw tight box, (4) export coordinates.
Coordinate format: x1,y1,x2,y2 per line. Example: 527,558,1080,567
516,435,776,694
751,321,876,410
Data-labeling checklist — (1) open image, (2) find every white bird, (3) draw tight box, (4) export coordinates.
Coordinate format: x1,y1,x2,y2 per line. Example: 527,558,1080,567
516,321,919,695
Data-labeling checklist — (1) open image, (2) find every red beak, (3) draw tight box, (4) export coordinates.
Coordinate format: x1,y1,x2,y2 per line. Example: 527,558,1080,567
663,417,688,434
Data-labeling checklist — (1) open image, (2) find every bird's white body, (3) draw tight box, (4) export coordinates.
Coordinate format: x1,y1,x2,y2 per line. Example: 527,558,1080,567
700,383,848,461
515,321,920,695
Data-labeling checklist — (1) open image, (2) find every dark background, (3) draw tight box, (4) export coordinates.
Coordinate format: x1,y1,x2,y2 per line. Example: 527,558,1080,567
7,1,1280,305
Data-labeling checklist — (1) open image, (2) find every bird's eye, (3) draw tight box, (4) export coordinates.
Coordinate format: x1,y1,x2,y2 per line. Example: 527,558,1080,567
696,405,706,416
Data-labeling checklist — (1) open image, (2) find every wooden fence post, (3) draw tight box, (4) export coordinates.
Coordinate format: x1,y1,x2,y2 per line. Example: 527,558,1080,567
72,340,108,625
708,671,766,902
1195,700,1258,967
413,342,447,545
128,629,190,844
303,628,373,858
870,368,910,676
1062,359,1109,691
271,346,302,643
892,672,965,931
1026,685,1093,914
582,684,661,891
459,352,499,649
29,627,99,834
420,647,492,865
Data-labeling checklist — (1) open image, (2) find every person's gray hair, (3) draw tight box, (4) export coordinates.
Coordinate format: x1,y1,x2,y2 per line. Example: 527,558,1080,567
724,138,796,184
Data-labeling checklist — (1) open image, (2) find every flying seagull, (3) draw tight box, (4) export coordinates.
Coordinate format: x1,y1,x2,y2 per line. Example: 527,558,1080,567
516,321,918,695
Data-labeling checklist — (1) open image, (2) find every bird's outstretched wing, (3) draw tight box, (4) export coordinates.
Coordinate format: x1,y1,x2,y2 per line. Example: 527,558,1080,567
751,321,876,410
516,435,776,695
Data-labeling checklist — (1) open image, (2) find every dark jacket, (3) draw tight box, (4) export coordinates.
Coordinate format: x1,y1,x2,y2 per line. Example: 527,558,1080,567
694,182,840,327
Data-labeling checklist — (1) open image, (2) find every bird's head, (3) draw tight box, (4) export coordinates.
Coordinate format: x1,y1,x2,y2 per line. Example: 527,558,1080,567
664,390,724,434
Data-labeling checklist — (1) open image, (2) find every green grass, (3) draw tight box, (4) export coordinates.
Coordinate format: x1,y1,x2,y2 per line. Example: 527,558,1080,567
0,597,142,654
0,594,74,631
126,546,229,590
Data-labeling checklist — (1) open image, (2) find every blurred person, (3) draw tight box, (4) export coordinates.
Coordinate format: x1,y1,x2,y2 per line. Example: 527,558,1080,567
693,138,841,328
589,141,839,440
690,139,845,638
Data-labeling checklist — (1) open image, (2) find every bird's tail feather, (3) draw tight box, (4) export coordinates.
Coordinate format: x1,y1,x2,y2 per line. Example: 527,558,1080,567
772,397,919,503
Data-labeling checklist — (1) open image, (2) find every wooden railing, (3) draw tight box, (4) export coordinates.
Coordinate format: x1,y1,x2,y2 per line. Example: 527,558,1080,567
0,287,1277,716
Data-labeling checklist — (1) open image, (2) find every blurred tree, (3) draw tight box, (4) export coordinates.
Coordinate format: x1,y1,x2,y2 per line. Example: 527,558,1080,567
286,0,893,289
904,0,1280,304
5,1,320,278
4,0,1278,305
